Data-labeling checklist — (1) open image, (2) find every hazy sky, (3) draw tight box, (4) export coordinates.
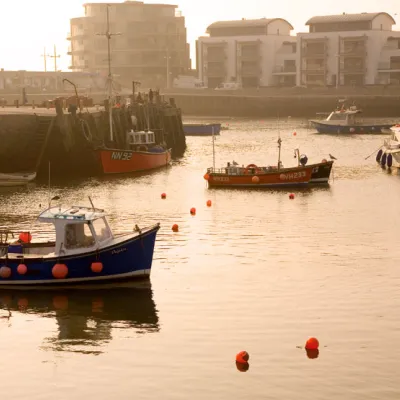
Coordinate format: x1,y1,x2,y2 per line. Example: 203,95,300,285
0,0,398,71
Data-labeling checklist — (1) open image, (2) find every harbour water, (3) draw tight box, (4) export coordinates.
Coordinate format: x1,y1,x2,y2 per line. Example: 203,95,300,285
1,117,400,399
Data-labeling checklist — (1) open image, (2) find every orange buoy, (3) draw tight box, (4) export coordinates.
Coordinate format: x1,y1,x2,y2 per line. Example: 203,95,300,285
206,200,212,207
161,193,166,199
236,361,250,372
190,207,196,215
251,175,260,184
52,263,68,279
19,232,32,243
0,266,11,279
289,193,295,199
305,337,319,350
203,173,210,181
17,263,28,275
172,224,179,232
321,158,327,163
236,351,250,364
306,349,319,359
91,261,103,273
293,131,297,136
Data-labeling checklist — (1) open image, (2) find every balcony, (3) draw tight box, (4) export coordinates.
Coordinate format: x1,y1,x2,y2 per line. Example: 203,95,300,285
272,65,296,75
302,48,326,58
303,63,325,72
239,52,260,62
341,66,365,74
339,47,366,56
207,53,226,63
378,62,400,72
240,67,260,77
206,66,226,77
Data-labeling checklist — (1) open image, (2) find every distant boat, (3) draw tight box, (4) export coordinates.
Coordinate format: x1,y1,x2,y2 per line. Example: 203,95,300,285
309,104,392,134
183,123,221,136
0,172,36,187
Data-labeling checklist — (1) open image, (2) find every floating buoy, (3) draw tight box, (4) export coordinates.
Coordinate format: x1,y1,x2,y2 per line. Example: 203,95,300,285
252,175,260,184
236,361,250,372
350,127,355,133
305,337,319,350
236,351,250,364
376,149,383,163
381,152,387,167
203,173,210,181
306,349,319,359
161,193,166,199
91,261,103,273
0,266,11,279
293,131,297,136
387,153,393,168
52,263,68,279
172,224,179,232
190,207,196,215
289,193,295,200
19,232,32,243
17,263,27,275
206,200,212,207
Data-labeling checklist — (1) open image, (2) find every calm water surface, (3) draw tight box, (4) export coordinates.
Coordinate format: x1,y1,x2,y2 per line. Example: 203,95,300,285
0,117,400,400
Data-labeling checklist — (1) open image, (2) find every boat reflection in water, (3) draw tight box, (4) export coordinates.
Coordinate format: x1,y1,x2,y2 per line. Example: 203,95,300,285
0,282,159,354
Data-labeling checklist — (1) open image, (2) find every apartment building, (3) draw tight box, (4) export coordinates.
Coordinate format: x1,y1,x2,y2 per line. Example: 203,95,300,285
297,12,400,87
68,1,191,88
196,18,296,88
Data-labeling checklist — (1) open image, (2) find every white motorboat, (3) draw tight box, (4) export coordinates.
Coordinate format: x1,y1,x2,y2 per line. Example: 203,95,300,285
376,124,400,167
0,172,36,187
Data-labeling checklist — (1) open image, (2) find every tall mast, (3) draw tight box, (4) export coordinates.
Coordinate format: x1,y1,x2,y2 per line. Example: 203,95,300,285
212,126,216,170
277,114,282,170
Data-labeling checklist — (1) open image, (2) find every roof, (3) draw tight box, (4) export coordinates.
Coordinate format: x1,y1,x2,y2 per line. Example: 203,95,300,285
306,12,396,25
207,18,294,32
38,206,106,223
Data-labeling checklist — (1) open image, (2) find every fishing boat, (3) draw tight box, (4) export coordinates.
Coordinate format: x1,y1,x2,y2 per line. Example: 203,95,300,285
376,124,400,167
309,104,392,134
183,123,221,136
0,197,160,285
0,172,36,187
95,5,171,175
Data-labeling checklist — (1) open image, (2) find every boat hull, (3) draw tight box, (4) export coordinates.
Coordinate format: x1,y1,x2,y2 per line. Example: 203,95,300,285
310,121,392,134
0,224,160,286
183,123,221,136
98,148,171,174
207,166,313,188
310,161,334,183
0,172,36,187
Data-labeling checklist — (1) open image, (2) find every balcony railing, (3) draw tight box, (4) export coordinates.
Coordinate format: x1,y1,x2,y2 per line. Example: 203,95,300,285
273,65,296,73
302,48,326,57
378,62,400,71
303,64,325,72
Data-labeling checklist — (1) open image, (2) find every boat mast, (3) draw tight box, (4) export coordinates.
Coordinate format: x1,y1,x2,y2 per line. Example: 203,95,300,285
277,114,282,170
212,126,216,170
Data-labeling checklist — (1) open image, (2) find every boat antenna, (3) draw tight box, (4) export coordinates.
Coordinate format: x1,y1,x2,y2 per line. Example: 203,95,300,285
277,113,282,170
96,4,121,143
88,196,95,211
212,125,216,170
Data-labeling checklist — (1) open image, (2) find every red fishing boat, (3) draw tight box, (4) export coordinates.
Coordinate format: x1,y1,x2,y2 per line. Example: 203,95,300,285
204,137,316,188
98,130,171,174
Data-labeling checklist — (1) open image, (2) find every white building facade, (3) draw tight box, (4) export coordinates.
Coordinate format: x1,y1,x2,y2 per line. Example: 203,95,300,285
296,12,400,87
196,19,297,88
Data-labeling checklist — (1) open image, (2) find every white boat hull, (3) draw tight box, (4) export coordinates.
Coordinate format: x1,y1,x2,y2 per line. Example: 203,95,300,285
0,172,36,186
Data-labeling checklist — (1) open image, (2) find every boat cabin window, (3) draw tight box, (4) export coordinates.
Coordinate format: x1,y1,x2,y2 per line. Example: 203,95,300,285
92,218,112,242
141,134,146,143
327,112,347,121
65,223,95,249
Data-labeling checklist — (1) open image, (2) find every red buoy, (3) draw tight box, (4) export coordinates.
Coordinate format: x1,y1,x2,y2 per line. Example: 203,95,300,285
161,193,166,199
289,193,295,199
19,232,32,243
236,361,250,372
305,337,319,350
0,266,11,279
17,263,28,275
190,207,196,215
91,261,103,273
206,200,212,207
293,131,297,136
252,175,260,184
172,224,179,232
52,263,68,279
203,173,210,181
236,351,250,364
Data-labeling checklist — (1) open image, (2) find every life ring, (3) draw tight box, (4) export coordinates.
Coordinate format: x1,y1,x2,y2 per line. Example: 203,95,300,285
244,164,261,174
80,119,92,142
137,144,148,152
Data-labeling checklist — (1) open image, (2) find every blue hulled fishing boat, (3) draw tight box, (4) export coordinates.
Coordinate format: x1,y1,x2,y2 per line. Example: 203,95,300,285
0,198,159,285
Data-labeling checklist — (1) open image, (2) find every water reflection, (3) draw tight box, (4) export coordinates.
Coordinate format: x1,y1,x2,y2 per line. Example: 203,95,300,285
0,282,159,355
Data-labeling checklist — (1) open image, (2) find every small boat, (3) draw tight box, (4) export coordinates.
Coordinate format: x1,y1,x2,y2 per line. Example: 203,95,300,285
183,123,221,136
0,172,36,187
376,124,400,167
0,197,160,285
98,130,171,174
309,104,392,134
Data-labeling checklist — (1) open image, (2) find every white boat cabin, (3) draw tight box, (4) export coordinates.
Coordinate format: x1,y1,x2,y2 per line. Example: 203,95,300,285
35,206,114,257
127,130,155,150
324,106,361,126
